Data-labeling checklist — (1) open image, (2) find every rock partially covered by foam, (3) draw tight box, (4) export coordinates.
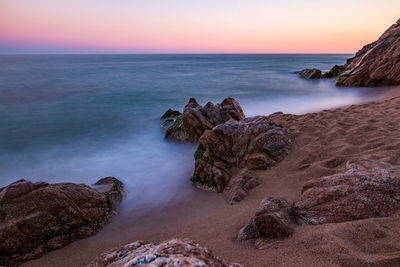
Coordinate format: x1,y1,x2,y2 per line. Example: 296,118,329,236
87,239,242,267
298,68,322,79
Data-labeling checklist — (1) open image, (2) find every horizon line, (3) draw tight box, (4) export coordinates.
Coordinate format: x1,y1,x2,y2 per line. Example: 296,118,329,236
0,52,355,56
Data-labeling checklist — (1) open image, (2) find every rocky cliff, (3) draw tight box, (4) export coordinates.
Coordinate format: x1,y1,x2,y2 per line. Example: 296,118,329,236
337,18,400,86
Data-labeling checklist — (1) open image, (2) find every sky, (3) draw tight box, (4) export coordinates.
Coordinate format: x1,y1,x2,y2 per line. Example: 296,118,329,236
0,0,399,54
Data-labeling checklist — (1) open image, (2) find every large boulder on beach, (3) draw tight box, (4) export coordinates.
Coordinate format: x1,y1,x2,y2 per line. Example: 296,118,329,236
191,116,292,193
163,97,245,142
238,196,294,245
87,238,241,267
0,177,124,265
293,158,400,225
298,68,322,79
337,19,400,86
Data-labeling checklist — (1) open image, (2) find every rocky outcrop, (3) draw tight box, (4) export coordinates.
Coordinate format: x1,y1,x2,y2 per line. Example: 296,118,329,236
299,65,346,79
238,159,400,247
93,177,125,208
238,196,294,245
163,97,245,142
337,19,400,86
297,19,400,86
160,108,181,130
0,178,124,265
191,116,292,192
87,239,241,267
321,65,346,78
224,169,260,204
293,158,400,225
298,68,322,79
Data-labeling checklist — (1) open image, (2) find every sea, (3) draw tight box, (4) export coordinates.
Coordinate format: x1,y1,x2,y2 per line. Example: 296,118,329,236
0,54,383,210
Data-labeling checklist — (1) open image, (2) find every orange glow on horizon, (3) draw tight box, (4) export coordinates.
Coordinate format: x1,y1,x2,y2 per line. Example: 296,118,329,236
1,0,399,53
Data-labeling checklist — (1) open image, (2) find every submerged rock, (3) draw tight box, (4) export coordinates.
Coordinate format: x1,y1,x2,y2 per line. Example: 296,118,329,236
298,68,322,79
161,108,181,120
165,116,195,141
191,116,292,192
160,108,181,131
0,177,124,265
87,238,242,267
321,65,346,78
337,18,400,86
293,158,400,225
163,97,245,142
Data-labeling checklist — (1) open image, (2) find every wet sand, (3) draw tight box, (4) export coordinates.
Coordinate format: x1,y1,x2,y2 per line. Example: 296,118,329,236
24,87,400,267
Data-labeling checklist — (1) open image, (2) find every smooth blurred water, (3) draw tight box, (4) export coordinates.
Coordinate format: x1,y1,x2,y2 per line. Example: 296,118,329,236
0,54,381,210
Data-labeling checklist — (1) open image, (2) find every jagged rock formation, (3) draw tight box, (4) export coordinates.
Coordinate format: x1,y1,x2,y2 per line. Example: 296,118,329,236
162,97,245,142
297,19,400,86
238,159,400,247
87,239,242,267
0,178,124,265
337,19,400,86
191,116,292,193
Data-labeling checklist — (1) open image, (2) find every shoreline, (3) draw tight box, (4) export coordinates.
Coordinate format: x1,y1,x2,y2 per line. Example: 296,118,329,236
23,86,400,267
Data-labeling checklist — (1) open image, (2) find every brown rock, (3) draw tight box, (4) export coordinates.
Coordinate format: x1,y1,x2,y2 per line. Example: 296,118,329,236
238,196,294,242
224,169,260,204
0,178,124,265
337,18,400,86
293,159,400,225
87,239,242,267
321,65,346,78
165,97,245,142
298,68,322,79
191,117,291,192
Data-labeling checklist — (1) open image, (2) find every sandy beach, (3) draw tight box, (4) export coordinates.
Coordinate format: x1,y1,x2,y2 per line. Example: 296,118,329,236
21,87,400,267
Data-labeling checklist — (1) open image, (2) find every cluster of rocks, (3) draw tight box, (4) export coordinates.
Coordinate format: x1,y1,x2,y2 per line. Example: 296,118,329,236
87,239,241,267
161,97,245,142
238,159,400,247
299,18,400,87
5,19,400,265
0,177,124,265
298,65,346,79
161,99,292,204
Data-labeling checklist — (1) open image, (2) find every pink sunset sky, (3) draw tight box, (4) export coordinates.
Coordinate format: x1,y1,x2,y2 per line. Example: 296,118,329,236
1,0,399,54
